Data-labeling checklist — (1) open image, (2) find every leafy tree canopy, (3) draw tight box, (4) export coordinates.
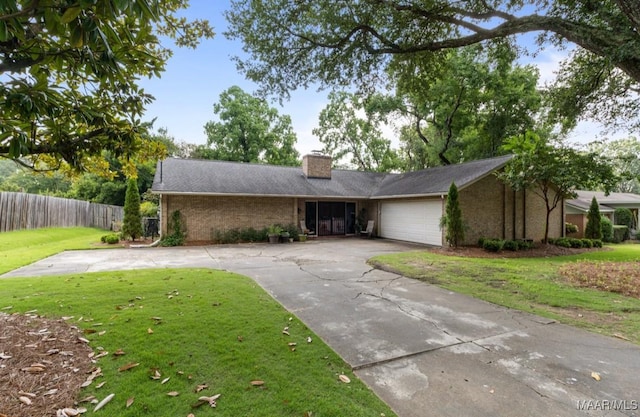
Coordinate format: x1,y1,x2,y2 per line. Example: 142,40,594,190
499,132,618,242
200,86,300,166
313,91,399,172
0,0,214,175
226,0,640,131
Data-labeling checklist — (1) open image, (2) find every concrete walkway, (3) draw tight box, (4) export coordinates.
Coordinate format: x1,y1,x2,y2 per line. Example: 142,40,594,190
3,240,639,417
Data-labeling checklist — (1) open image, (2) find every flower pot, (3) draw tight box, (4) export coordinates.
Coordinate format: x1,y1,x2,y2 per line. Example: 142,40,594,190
298,234,307,242
268,234,280,244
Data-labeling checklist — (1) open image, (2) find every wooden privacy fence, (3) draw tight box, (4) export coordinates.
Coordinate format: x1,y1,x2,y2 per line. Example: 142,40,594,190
0,192,124,232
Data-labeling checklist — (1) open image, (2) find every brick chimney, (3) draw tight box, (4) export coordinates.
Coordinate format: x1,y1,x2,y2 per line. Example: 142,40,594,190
303,153,332,179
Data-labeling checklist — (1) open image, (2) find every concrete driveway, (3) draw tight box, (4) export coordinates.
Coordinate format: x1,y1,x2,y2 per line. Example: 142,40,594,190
3,239,639,417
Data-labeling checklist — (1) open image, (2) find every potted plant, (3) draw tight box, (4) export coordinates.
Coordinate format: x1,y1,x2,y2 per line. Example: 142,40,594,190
267,224,282,244
280,230,290,243
298,233,307,242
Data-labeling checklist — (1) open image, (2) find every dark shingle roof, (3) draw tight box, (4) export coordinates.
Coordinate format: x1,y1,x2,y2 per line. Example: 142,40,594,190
152,155,513,198
566,190,640,212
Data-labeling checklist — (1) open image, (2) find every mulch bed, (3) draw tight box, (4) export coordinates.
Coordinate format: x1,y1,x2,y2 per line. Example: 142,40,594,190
0,313,95,417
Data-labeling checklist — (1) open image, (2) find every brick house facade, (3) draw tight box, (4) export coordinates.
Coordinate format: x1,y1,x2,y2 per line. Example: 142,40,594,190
153,154,563,246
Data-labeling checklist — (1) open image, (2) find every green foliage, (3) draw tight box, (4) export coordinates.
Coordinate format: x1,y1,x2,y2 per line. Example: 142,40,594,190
121,178,143,241
100,234,120,244
601,216,614,242
584,197,603,240
500,132,617,243
392,44,542,166
581,239,594,248
554,238,572,248
592,239,604,248
614,208,635,229
140,201,158,217
482,239,504,252
266,224,284,236
441,182,464,247
568,238,584,249
503,240,519,251
613,226,630,243
161,210,185,246
587,137,640,194
282,223,301,241
313,91,399,171
200,86,300,166
226,0,640,135
0,0,213,171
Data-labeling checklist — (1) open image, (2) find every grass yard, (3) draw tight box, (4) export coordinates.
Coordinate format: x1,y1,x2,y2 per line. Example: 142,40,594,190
369,244,640,344
0,229,396,417
0,227,108,274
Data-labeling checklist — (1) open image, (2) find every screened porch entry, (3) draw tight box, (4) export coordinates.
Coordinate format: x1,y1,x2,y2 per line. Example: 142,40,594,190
305,201,356,236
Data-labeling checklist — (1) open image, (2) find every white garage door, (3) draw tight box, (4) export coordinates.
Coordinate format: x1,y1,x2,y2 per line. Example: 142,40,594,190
380,200,443,246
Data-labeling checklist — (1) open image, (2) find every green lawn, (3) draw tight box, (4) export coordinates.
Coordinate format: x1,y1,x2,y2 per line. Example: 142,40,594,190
369,244,640,344
0,228,396,416
0,227,108,274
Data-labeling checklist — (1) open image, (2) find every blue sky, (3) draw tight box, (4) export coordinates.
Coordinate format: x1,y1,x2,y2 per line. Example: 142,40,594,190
138,1,613,157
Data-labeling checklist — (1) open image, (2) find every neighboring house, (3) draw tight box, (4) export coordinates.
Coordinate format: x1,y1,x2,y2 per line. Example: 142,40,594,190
565,190,640,237
151,154,563,246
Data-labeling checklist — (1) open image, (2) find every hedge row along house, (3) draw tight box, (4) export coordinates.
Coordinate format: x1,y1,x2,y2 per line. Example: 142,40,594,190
565,190,640,238
151,154,563,246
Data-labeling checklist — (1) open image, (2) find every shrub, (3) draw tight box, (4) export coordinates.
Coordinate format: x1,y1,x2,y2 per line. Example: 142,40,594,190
283,223,300,241
612,225,629,243
565,222,579,234
161,210,185,246
140,201,158,217
212,227,267,244
568,238,584,248
614,207,634,229
584,197,602,240
441,182,464,247
503,240,519,251
546,237,556,245
554,237,571,248
477,237,487,247
591,239,603,248
482,239,504,252
122,178,143,241
101,234,120,244
601,216,614,242
580,239,593,248
518,239,534,250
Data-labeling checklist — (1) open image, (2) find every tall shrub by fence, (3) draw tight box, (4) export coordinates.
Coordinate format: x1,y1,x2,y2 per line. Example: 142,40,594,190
0,192,124,232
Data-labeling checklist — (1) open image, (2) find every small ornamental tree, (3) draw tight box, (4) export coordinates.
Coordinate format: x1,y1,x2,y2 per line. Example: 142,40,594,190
441,182,465,247
584,197,603,240
122,178,143,241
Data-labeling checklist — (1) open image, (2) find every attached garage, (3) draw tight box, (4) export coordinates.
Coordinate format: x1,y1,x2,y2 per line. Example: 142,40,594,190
379,199,443,246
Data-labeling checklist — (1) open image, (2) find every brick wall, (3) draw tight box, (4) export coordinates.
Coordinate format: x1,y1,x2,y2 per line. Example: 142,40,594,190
458,174,563,244
302,154,332,179
161,194,296,241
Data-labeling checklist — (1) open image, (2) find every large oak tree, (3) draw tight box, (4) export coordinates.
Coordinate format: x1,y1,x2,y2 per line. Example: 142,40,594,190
0,0,213,173
226,0,640,130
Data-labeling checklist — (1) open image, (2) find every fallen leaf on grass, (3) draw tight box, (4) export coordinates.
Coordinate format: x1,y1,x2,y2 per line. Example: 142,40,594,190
250,380,264,386
126,397,134,408
339,375,351,384
161,377,170,384
95,381,106,389
93,393,115,412
195,384,208,392
118,362,140,372
167,391,180,397
113,349,126,356
591,372,601,381
147,328,154,334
